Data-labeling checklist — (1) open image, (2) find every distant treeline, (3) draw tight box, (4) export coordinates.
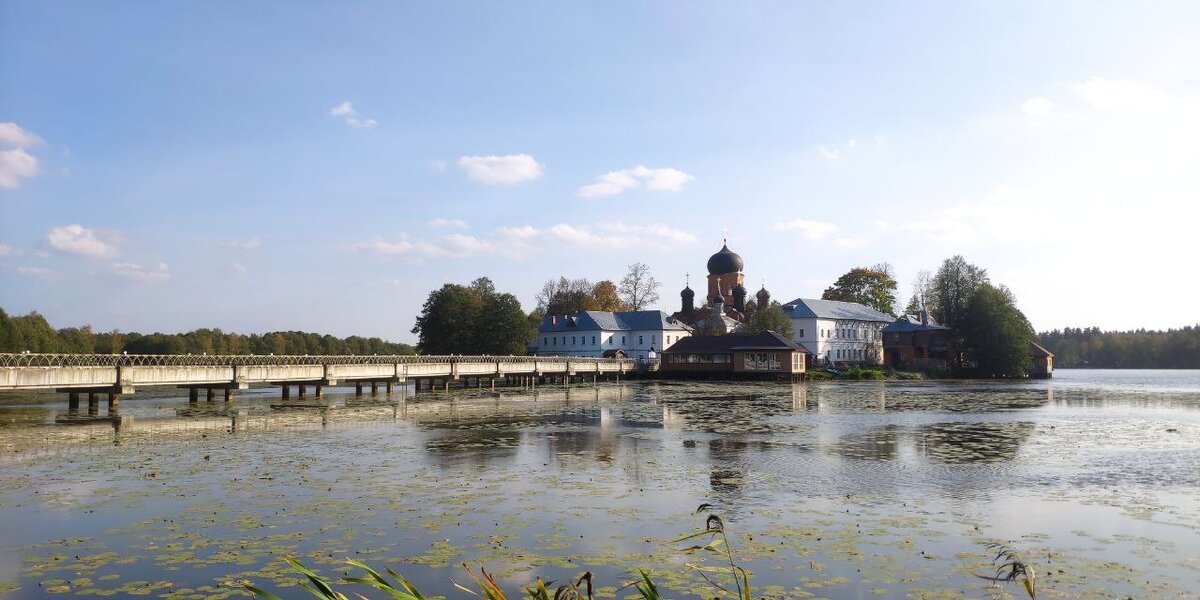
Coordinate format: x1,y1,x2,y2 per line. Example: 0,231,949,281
0,308,416,356
1038,326,1200,368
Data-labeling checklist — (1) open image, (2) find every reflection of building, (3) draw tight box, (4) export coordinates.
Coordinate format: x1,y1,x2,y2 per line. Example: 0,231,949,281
534,311,692,361
660,331,805,380
883,311,951,371
782,298,891,365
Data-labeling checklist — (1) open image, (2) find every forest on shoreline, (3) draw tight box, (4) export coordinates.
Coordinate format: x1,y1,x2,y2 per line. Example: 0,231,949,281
0,308,415,356
1038,326,1200,369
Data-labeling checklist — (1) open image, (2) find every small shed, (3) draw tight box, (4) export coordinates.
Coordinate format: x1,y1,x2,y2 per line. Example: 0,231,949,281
1029,341,1054,378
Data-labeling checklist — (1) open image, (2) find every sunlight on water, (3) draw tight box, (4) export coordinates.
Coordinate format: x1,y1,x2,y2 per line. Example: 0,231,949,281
0,370,1198,598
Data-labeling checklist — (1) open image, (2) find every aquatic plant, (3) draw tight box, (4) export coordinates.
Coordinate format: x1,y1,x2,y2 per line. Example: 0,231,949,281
244,505,756,600
976,543,1036,600
671,504,752,600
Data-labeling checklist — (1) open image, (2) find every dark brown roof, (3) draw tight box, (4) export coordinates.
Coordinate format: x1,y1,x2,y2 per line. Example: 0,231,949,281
664,331,800,354
1029,340,1054,357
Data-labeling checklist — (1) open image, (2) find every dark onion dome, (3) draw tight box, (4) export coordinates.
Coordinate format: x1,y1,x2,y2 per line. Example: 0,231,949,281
756,286,770,300
732,284,747,299
711,289,725,304
681,285,695,299
706,244,744,275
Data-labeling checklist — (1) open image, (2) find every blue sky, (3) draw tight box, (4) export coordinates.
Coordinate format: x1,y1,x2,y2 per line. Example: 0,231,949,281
3,1,1199,342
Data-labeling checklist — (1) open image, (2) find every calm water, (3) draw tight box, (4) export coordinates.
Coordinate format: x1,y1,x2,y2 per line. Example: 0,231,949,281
0,370,1198,599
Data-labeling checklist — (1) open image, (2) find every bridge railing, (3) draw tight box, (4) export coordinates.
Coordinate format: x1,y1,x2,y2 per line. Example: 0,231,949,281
0,353,635,368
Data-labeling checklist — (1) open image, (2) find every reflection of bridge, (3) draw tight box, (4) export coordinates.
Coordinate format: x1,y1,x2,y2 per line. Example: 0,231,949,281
0,353,634,409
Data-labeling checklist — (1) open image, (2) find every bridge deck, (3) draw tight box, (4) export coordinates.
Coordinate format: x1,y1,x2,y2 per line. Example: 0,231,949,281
0,354,634,393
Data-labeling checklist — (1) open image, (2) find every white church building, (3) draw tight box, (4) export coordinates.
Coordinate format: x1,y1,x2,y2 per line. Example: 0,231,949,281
534,311,693,361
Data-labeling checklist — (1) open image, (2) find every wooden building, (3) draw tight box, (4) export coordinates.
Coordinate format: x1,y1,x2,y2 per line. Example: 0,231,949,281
1029,341,1054,378
883,312,952,372
660,331,805,381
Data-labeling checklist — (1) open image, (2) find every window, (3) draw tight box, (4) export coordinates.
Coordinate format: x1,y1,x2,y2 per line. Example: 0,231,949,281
651,335,656,346
622,336,626,345
799,328,804,338
639,335,644,345
592,336,596,345
543,337,547,346
572,336,576,345
553,337,557,346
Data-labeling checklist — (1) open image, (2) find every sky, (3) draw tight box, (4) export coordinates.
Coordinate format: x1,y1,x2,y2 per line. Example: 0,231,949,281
2,1,1199,343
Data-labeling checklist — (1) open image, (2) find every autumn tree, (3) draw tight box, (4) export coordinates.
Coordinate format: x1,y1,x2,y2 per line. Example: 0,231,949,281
619,262,661,311
583,280,625,312
821,266,898,316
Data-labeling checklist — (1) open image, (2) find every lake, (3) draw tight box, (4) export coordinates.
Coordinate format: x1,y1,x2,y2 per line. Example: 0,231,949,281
1,369,1198,599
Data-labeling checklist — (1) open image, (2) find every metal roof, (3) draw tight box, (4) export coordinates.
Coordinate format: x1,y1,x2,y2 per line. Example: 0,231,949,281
663,331,800,353
539,310,692,333
883,314,950,333
781,298,893,322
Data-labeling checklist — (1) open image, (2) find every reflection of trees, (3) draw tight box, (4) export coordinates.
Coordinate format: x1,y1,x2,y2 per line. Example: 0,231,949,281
913,421,1036,464
830,424,900,461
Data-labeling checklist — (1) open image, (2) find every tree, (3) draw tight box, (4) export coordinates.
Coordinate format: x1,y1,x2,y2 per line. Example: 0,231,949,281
619,263,661,311
411,277,535,355
744,301,794,338
584,280,625,312
962,283,1034,377
904,270,934,315
821,267,898,316
536,277,594,316
930,256,989,330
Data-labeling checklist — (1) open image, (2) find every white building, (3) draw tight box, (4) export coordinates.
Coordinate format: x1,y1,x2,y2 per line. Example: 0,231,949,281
534,311,692,361
781,298,892,365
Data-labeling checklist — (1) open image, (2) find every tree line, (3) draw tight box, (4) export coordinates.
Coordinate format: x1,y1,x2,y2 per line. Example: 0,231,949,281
0,308,415,356
1038,326,1200,368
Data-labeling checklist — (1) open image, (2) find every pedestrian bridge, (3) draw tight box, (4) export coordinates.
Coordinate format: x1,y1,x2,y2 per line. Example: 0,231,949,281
0,353,635,406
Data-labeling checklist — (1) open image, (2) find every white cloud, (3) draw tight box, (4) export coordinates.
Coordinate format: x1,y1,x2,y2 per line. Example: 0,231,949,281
0,243,22,257
428,218,468,229
1021,97,1054,117
222,237,262,250
429,160,448,172
457,154,543,185
577,165,694,198
774,219,839,240
0,122,42,148
231,262,248,275
495,221,696,258
352,233,493,259
16,266,50,279
329,101,356,117
112,262,169,283
46,225,118,258
328,101,378,129
0,123,42,190
817,146,840,160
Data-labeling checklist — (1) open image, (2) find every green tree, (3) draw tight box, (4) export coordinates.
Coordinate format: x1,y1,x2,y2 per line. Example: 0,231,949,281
536,277,595,316
962,283,1034,377
743,301,794,338
821,266,898,316
930,255,989,330
412,277,534,354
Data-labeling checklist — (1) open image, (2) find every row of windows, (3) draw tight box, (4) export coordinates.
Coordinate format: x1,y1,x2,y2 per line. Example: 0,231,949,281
541,333,679,348
836,348,866,360
817,326,880,341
